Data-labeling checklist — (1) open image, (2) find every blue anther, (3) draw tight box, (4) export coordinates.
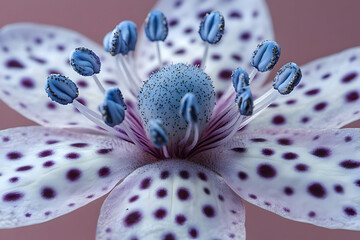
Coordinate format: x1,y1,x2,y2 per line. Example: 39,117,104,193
232,68,249,93
251,40,281,72
235,86,253,116
118,21,137,51
179,93,199,124
45,74,78,105
103,32,111,52
109,28,128,56
273,62,302,95
99,88,127,127
199,11,225,44
145,10,168,41
70,47,101,76
149,119,169,148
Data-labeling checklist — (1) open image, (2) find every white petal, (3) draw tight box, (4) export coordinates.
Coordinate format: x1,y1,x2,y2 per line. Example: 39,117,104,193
208,128,360,230
246,47,360,131
136,0,274,97
0,126,152,228
97,160,245,240
0,23,129,130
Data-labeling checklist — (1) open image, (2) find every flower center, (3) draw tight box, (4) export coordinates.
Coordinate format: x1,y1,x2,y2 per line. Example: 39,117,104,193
137,63,215,147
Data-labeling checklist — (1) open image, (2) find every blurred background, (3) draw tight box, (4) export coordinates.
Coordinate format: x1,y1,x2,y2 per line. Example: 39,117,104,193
0,0,360,239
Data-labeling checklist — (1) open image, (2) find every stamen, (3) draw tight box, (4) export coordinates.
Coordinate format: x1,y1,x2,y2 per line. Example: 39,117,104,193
235,86,254,116
45,74,129,140
45,74,78,105
179,93,199,147
240,62,302,128
249,40,281,82
232,68,249,93
145,10,169,66
117,21,138,52
70,47,105,94
99,88,127,127
109,28,128,56
149,119,169,149
198,11,225,68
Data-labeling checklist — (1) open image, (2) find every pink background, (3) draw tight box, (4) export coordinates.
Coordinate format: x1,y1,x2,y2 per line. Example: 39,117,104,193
1,0,360,239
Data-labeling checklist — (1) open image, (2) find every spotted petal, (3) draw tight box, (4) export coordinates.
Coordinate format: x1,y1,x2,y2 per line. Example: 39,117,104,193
0,126,152,228
97,160,245,240
246,47,360,131
0,23,128,130
207,128,360,230
136,0,274,97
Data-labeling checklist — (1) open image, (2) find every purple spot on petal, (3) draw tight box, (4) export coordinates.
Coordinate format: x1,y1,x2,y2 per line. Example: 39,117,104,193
98,167,110,178
129,195,139,203
179,170,189,179
277,138,292,145
9,177,19,183
295,163,309,172
238,171,248,180
7,152,23,160
160,170,170,179
345,136,352,142
3,192,23,202
308,183,326,199
305,89,320,96
283,152,298,160
314,102,327,111
16,165,33,171
284,187,294,196
229,11,242,18
21,78,35,89
46,140,59,145
41,187,56,199
157,188,167,198
124,211,142,227
189,228,198,238
240,32,251,41
272,115,286,125
257,164,276,178
154,208,167,220
2,137,10,142
340,160,360,169
29,56,46,64
346,91,359,102
251,138,266,143
57,45,65,51
344,207,357,216
202,205,215,218
174,49,186,55
232,147,247,153
334,184,344,194
97,148,113,154
262,148,274,156
218,69,232,81
312,147,331,158
66,168,81,181
183,28,193,34
231,54,242,62
198,172,207,181
342,72,358,83
140,177,152,189
175,214,186,225
66,152,80,159
6,59,25,69
70,143,88,148
43,161,55,168
169,19,179,27
39,150,53,158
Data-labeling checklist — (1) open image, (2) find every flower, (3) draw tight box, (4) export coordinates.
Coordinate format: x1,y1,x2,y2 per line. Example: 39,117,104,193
1,0,360,240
